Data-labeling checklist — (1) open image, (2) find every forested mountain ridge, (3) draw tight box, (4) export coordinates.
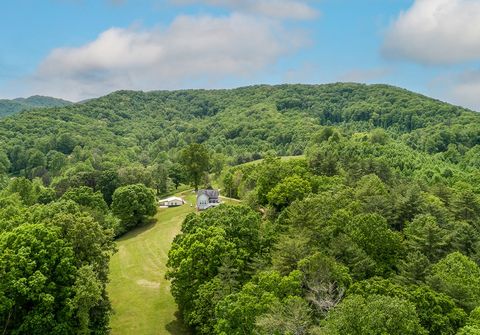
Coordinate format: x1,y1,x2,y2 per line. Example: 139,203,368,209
0,95,72,117
1,83,479,204
0,83,477,171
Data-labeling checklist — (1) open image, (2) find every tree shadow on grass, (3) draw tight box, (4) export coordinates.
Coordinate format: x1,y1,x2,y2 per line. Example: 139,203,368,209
165,311,192,335
115,217,158,242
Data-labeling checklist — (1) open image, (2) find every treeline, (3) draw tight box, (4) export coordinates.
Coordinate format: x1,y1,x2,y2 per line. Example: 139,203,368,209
167,127,480,335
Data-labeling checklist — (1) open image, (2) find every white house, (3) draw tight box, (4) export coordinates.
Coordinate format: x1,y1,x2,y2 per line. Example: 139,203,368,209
158,196,185,207
196,189,221,211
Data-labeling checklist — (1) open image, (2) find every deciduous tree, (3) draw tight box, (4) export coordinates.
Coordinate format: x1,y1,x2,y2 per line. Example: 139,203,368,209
111,184,156,234
180,143,210,191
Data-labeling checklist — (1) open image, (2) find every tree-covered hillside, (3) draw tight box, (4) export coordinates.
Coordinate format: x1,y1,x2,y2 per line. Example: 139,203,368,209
1,83,479,209
0,95,72,117
169,128,480,335
0,83,477,170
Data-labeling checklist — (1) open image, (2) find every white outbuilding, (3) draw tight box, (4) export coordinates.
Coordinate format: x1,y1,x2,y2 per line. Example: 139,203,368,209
158,196,185,207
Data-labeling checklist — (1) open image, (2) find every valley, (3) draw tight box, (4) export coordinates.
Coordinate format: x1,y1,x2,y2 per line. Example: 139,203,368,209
108,191,195,335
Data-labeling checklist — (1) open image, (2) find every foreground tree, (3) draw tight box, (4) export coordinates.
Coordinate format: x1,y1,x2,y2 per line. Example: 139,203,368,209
348,278,466,335
166,205,264,333
214,270,303,335
458,308,480,335
24,201,116,333
427,252,480,312
255,296,312,335
167,226,238,329
318,294,427,335
0,224,77,334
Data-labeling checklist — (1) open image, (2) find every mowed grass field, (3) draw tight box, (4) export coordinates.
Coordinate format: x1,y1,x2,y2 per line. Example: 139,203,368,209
108,191,196,335
108,191,240,334
240,155,305,166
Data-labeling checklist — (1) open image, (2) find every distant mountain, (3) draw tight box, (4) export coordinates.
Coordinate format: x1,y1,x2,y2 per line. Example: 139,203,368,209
0,83,477,167
0,95,72,117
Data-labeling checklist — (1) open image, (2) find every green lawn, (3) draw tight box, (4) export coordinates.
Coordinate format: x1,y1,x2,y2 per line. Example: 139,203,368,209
108,191,240,334
240,155,305,166
108,191,197,335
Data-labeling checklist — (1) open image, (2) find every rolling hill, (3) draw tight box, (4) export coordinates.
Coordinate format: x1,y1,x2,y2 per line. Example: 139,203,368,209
0,83,477,172
0,95,72,117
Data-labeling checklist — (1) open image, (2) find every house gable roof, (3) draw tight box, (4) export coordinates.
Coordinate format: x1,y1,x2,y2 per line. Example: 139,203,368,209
197,189,219,199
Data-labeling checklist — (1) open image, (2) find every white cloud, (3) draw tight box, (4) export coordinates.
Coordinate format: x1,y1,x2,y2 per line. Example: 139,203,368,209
427,69,480,111
383,0,480,64
28,14,307,101
446,70,480,110
173,0,319,20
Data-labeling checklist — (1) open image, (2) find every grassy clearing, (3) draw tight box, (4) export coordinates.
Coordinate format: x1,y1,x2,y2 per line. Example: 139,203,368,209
108,190,241,334
239,155,305,166
108,191,197,335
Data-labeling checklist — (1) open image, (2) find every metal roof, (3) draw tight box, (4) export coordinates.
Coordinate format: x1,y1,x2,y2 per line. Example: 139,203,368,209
158,196,184,202
197,189,219,199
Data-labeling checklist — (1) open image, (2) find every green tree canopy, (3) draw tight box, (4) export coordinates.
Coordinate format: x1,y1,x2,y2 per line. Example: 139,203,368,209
427,252,480,312
319,294,427,335
180,143,210,191
0,224,77,334
111,183,156,235
267,175,312,210
214,270,303,335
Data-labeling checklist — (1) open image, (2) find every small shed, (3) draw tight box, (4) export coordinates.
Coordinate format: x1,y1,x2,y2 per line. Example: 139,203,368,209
158,196,185,207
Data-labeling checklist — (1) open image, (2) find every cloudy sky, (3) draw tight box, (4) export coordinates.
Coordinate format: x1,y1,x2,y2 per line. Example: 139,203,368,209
1,0,480,111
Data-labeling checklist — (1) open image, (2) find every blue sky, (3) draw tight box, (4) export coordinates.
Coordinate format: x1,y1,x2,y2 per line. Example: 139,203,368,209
1,0,480,111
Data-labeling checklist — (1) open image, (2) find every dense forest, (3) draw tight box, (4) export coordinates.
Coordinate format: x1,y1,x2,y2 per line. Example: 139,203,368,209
1,83,480,334
168,131,480,334
0,96,72,118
